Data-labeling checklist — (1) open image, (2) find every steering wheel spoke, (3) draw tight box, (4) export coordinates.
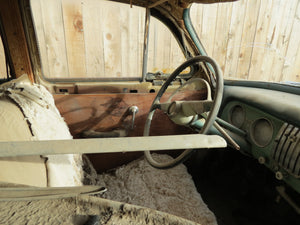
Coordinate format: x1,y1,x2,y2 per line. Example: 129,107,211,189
144,56,224,169
168,100,213,117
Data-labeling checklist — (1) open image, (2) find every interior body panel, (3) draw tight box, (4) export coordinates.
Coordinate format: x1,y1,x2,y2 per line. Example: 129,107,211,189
220,86,300,193
0,0,299,224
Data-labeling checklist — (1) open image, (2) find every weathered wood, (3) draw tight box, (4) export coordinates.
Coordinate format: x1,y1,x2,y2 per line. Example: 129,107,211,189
247,0,273,81
281,1,300,82
3,0,300,82
189,3,203,40
223,0,247,79
62,0,86,77
269,0,298,82
191,0,300,82
0,0,33,80
261,0,286,82
0,41,5,78
30,0,50,78
148,18,182,74
201,4,218,57
82,0,105,78
291,42,300,82
212,2,233,73
102,3,122,78
37,0,69,78
235,0,261,80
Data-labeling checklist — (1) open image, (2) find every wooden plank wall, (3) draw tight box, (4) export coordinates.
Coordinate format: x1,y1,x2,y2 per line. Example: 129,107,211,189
0,0,33,80
0,40,5,78
191,0,300,82
1,0,299,83
30,0,188,79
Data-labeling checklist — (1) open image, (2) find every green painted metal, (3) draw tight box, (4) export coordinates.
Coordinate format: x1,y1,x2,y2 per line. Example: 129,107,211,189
220,101,300,194
183,8,217,86
225,80,300,96
191,118,220,134
183,8,207,56
215,117,246,137
191,118,251,153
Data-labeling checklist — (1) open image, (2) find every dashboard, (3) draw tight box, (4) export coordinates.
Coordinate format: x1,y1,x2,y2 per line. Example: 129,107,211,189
220,85,300,194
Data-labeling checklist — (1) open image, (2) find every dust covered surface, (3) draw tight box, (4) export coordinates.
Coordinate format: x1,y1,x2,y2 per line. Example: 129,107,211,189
0,196,201,225
84,154,217,225
77,196,202,225
0,75,83,187
0,198,79,225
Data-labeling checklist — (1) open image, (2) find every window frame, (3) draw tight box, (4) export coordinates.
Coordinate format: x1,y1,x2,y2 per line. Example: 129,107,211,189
0,15,16,83
24,0,193,84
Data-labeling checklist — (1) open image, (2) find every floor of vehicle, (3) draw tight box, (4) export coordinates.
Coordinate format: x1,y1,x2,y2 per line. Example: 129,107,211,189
186,148,300,225
83,154,217,225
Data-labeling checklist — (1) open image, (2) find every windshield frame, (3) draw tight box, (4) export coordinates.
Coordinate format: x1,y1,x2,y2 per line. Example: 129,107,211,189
24,0,195,84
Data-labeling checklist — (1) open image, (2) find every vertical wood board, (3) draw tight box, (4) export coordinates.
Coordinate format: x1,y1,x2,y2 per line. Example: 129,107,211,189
82,0,105,77
247,0,273,81
212,3,233,72
0,40,6,78
223,0,247,79
28,0,300,83
62,0,87,77
38,0,69,78
281,1,300,82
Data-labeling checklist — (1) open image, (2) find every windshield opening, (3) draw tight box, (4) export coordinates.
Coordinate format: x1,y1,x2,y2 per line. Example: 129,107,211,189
190,1,300,84
30,0,188,81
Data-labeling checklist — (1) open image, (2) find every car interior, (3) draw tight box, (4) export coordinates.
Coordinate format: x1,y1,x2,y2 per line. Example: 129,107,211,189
0,0,299,224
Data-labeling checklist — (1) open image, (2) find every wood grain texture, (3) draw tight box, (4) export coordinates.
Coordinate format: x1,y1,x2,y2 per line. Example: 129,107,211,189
281,1,300,82
201,4,218,57
30,0,191,79
0,0,33,80
212,2,233,72
247,0,273,81
269,0,298,82
0,40,5,78
260,0,286,82
223,0,247,79
235,0,261,80
3,0,300,83
191,0,300,82
35,0,69,78
82,0,105,77
62,0,86,77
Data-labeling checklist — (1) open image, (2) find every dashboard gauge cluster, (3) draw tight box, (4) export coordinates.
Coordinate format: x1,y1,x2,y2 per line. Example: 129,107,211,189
220,101,300,194
229,105,245,128
222,101,282,153
250,118,273,147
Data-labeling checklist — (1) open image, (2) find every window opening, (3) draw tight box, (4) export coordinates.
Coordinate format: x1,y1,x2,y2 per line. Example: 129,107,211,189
30,0,188,81
190,2,300,83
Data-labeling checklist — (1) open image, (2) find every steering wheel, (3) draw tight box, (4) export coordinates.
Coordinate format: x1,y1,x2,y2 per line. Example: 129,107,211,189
143,55,224,169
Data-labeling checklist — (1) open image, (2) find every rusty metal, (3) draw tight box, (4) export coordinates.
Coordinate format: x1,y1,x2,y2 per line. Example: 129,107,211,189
142,8,150,82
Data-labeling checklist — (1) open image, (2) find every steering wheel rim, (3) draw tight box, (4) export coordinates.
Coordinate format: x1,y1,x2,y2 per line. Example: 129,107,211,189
143,55,224,169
